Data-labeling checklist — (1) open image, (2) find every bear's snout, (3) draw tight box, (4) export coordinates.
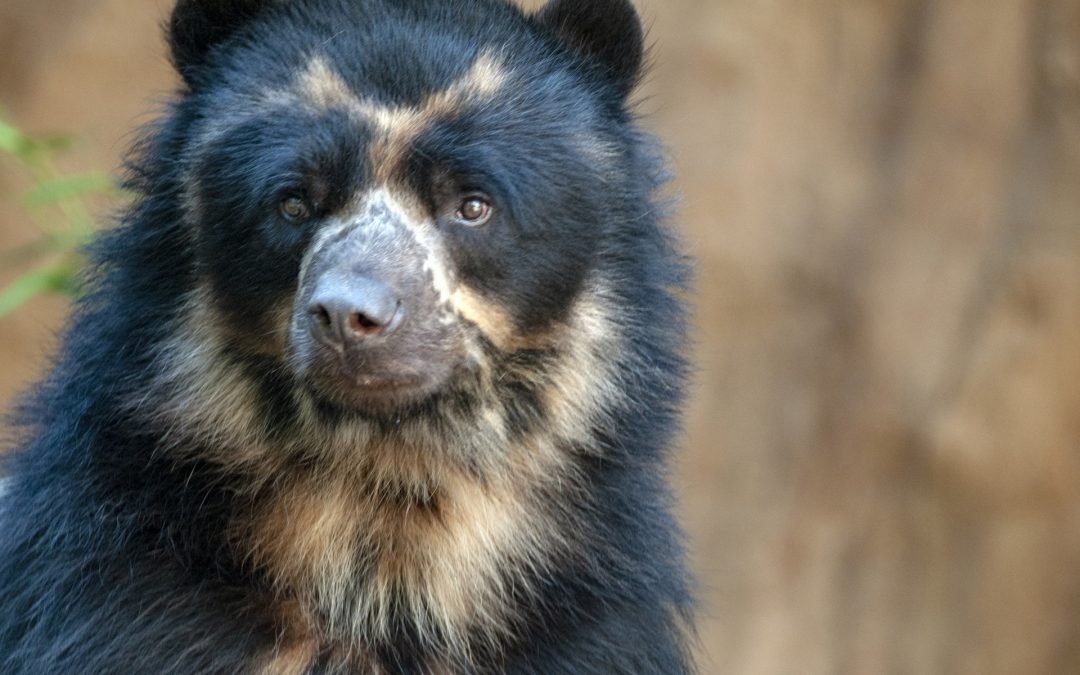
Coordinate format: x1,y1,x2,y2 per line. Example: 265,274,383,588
307,274,404,347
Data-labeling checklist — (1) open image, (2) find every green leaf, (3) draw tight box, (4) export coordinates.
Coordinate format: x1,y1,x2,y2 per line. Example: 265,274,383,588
24,172,115,207
0,119,74,166
0,118,30,157
0,261,75,318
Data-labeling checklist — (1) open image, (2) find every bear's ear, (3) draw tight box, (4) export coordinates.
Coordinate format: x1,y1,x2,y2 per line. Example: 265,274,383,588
168,0,269,85
533,0,645,99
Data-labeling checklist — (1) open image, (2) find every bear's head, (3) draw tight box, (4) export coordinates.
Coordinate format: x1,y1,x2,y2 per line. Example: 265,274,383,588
156,0,660,423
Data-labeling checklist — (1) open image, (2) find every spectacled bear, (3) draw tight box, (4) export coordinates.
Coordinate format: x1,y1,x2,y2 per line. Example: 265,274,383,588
0,0,694,672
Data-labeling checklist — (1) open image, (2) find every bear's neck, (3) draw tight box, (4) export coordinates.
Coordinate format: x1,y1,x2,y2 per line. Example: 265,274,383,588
235,433,579,669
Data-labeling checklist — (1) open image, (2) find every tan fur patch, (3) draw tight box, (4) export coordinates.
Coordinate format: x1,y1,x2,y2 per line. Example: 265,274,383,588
542,286,627,446
449,286,521,352
297,51,507,122
256,639,319,675
247,480,364,606
295,52,508,191
296,57,358,110
130,288,280,471
236,372,594,660
421,51,508,115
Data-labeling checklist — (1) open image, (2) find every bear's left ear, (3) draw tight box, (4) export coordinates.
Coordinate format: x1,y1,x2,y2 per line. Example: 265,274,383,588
533,0,645,100
168,0,270,86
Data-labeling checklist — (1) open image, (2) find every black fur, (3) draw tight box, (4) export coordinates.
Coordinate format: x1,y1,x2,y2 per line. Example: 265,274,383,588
534,0,646,99
169,0,271,85
0,1,694,672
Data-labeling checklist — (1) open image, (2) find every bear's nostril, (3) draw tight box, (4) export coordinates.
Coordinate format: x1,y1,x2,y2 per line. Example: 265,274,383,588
306,277,402,347
348,311,385,336
311,305,332,329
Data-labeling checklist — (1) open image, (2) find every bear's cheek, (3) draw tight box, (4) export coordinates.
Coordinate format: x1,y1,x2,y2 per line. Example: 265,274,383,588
441,220,600,338
185,205,308,354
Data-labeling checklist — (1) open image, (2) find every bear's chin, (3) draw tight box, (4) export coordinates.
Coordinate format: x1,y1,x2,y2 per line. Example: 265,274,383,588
301,369,451,419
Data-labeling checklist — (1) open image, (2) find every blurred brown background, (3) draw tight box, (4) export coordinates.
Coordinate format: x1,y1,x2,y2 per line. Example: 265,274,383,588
3,1,1080,673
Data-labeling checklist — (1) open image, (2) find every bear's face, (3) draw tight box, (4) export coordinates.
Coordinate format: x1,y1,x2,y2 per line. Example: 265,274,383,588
170,0,644,416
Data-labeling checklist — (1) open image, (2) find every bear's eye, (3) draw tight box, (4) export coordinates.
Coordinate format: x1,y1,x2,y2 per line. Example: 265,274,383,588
280,195,311,222
456,194,493,226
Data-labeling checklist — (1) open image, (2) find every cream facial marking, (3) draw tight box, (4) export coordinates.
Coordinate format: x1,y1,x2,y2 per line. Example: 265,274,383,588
296,188,456,318
184,50,510,218
127,288,284,472
322,189,539,356
296,51,508,124
297,190,410,291
295,52,508,183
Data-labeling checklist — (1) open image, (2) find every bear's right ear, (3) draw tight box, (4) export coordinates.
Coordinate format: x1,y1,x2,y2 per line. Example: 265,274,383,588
168,0,268,86
533,0,645,100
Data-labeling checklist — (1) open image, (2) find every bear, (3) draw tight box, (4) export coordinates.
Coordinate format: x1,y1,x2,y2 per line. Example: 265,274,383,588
0,0,694,672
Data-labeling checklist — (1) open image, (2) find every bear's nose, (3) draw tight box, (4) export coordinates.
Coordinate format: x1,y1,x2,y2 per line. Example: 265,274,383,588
307,275,402,347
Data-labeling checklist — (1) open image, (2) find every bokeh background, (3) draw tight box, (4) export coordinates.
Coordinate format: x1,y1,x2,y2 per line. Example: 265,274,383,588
3,1,1080,673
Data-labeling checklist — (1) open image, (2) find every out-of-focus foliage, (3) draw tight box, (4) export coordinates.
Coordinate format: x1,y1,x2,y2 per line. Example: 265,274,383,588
0,116,119,317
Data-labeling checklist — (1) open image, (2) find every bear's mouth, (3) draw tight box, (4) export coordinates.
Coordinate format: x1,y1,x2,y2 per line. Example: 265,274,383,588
294,339,459,411
300,365,452,417
288,306,466,415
